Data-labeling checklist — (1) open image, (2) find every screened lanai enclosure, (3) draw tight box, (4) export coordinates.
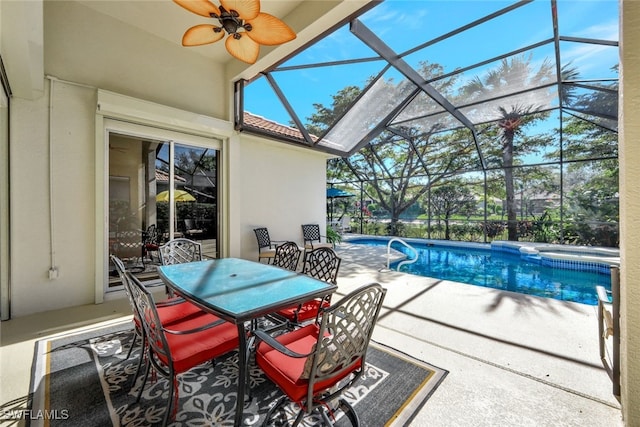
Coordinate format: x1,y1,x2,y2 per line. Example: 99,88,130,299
235,0,619,247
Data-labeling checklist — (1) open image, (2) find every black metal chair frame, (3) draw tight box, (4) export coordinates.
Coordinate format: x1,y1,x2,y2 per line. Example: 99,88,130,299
291,246,342,325
142,224,160,263
301,224,334,262
158,238,202,266
272,241,302,272
254,283,387,427
302,247,341,285
254,227,281,263
126,271,233,427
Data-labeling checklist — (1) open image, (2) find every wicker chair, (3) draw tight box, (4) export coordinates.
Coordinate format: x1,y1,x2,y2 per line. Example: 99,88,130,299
255,283,386,427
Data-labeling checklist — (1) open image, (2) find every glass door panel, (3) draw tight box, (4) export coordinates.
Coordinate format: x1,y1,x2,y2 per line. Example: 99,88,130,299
155,142,218,258
108,135,219,287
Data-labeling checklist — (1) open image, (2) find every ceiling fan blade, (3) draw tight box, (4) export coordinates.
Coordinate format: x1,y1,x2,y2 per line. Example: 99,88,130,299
182,25,224,46
246,13,296,46
173,0,220,18
220,0,260,20
225,35,260,64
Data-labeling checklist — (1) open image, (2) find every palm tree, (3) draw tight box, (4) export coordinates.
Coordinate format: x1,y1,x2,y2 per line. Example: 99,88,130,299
461,54,555,240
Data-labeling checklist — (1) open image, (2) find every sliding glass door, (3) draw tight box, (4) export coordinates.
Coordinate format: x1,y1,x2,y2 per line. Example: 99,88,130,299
108,133,219,287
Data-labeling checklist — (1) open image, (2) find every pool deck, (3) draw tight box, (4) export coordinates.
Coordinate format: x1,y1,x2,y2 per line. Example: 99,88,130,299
0,239,623,426
333,238,622,426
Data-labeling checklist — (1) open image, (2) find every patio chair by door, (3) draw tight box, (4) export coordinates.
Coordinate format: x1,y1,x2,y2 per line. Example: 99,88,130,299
254,227,282,264
127,271,239,427
159,238,202,296
143,224,160,263
110,255,211,388
254,283,386,426
115,229,146,272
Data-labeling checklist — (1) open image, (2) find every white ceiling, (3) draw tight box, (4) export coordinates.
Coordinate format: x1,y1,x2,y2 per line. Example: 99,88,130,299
75,0,305,64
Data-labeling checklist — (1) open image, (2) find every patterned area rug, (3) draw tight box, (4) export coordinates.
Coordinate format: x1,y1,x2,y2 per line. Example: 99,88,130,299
28,321,446,426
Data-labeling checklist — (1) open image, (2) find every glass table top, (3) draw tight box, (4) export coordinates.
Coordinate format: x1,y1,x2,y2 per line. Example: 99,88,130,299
157,258,336,321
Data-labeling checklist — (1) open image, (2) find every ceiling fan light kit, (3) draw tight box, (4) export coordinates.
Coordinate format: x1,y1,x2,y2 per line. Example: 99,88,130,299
174,0,296,64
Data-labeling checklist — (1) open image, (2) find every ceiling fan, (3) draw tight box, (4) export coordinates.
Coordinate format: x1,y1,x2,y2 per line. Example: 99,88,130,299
174,0,296,64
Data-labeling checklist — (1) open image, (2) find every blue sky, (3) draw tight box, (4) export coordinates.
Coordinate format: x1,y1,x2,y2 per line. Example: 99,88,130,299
244,0,619,129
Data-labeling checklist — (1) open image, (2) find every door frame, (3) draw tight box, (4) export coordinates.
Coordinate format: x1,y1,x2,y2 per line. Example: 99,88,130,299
95,90,233,302
0,57,10,320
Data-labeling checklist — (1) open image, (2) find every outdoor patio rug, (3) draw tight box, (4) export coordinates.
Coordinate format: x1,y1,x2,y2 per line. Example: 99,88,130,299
28,320,447,426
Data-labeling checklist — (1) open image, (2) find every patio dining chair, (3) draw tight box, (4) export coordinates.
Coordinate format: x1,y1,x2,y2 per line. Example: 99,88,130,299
254,283,386,427
110,255,213,387
254,227,284,264
142,224,160,263
126,271,240,427
158,238,202,265
158,238,202,296
272,241,302,272
301,224,334,251
115,229,147,272
276,247,342,326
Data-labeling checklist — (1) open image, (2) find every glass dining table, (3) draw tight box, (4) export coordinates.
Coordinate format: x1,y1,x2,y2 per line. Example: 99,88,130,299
157,258,337,426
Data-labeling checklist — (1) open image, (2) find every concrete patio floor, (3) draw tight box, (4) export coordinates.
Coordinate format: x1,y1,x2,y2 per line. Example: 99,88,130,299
0,241,623,426
333,241,622,426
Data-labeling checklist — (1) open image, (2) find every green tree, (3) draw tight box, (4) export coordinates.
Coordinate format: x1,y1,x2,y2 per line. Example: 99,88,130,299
460,54,556,240
428,183,477,240
558,116,618,246
321,63,480,235
546,69,619,246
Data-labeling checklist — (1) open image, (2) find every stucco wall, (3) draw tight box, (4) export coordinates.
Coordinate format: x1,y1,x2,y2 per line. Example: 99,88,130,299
235,135,330,261
620,1,640,424
43,0,226,119
8,80,329,316
11,81,97,315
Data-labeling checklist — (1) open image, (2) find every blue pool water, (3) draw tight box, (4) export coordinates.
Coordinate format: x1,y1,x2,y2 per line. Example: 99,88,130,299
350,238,611,305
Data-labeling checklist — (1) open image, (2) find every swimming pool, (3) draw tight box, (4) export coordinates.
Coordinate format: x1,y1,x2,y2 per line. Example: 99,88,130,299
348,237,613,305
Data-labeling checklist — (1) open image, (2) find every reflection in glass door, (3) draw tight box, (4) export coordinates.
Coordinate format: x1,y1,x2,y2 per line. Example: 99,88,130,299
155,142,218,258
108,134,218,287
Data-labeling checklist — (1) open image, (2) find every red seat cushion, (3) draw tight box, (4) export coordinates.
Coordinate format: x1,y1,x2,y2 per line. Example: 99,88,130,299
158,317,239,373
256,324,361,404
156,299,203,325
132,299,203,331
276,299,329,323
